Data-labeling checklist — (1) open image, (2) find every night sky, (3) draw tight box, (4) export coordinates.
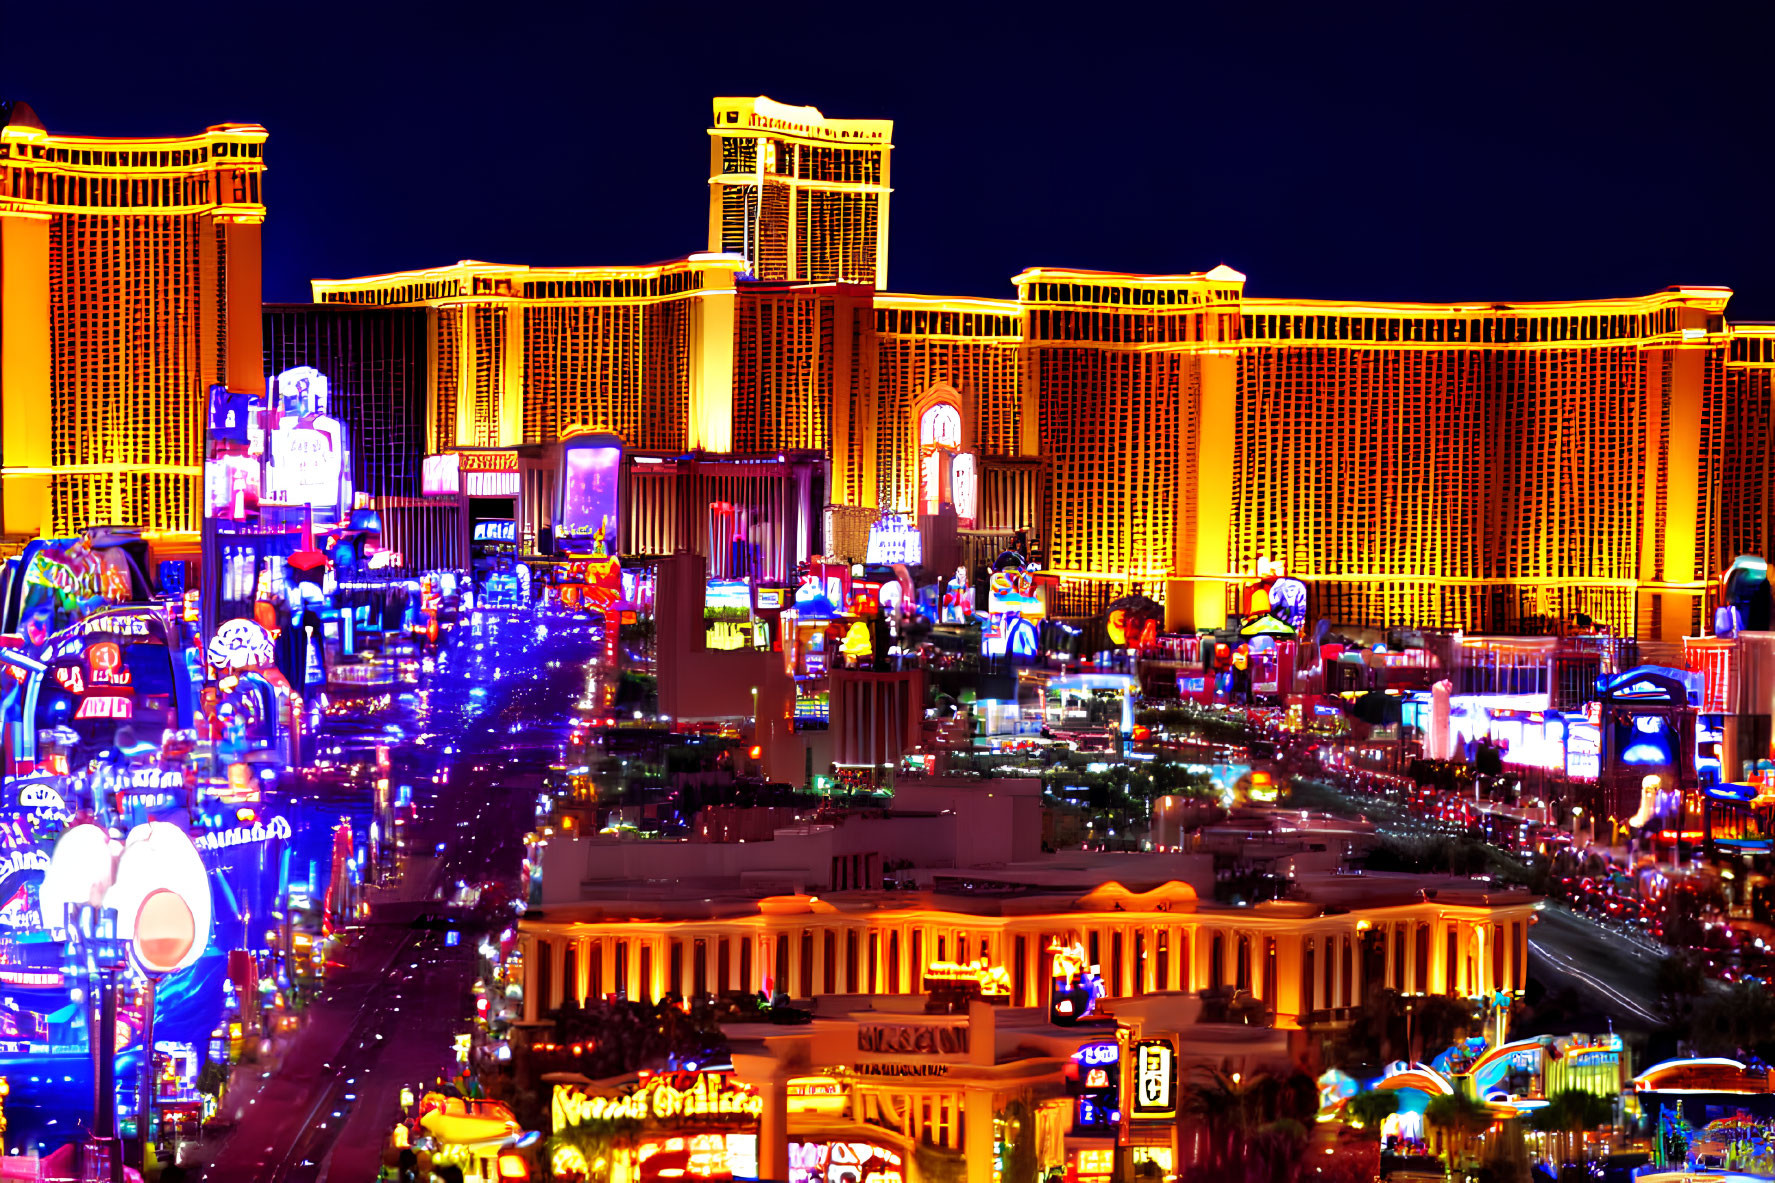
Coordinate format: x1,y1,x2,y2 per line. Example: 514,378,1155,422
11,2,1775,315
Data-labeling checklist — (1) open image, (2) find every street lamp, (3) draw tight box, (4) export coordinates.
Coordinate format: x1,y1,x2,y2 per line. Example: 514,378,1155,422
1571,806,1584,843
44,822,212,1178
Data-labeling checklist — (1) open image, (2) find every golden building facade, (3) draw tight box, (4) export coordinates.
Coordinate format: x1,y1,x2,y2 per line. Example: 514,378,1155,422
304,96,1767,638
1724,325,1775,568
0,102,266,537
708,97,892,291
1234,289,1731,638
312,256,747,454
519,882,1538,1032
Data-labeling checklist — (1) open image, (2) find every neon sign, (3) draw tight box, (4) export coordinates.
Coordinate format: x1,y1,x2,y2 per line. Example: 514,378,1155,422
1132,1039,1176,1119
194,816,292,852
553,1074,763,1132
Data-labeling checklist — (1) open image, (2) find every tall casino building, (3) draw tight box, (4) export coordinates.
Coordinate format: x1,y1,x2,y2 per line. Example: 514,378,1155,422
0,101,266,538
306,96,1765,638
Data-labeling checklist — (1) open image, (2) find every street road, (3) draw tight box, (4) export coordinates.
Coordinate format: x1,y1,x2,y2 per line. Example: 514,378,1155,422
1290,776,1670,1030
193,609,597,1181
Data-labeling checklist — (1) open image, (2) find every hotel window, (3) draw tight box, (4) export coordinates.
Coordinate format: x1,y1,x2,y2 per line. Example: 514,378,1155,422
717,938,730,994
800,930,815,998
823,930,837,995
639,945,653,1004
694,939,708,998
1491,925,1504,992
564,944,579,1004
590,941,603,999
1302,941,1317,1013
536,941,553,1015
776,936,790,997
669,939,684,997
887,932,900,992
846,930,859,992
1209,932,1225,990
1014,936,1028,1006
615,941,629,999
1236,935,1251,992
739,938,752,995
1110,931,1124,996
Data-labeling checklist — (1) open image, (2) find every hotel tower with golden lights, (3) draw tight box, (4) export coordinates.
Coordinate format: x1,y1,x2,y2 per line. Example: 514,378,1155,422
295,96,1771,638
0,101,266,538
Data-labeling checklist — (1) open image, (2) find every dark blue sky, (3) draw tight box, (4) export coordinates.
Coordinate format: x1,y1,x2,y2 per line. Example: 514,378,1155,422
12,1,1775,315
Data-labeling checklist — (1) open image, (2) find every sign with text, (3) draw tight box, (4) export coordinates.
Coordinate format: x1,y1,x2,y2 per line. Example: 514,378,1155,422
1132,1039,1176,1119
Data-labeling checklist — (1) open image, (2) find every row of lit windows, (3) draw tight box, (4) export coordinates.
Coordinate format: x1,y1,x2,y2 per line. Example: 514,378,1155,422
320,279,459,307
5,168,253,211
0,141,258,166
788,143,884,185
520,270,705,301
1243,305,1712,346
874,307,1019,339
1022,282,1221,307
1030,308,1229,346
1731,335,1775,364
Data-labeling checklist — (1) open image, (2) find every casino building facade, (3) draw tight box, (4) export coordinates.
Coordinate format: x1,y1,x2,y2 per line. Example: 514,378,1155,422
299,95,1773,640
516,880,1538,1033
0,101,266,539
10,96,1774,641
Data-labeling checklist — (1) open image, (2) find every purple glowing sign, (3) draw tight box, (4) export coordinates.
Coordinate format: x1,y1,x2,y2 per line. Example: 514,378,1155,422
558,439,622,554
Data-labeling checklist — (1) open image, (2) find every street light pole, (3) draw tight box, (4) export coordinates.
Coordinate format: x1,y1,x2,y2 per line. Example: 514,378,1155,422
68,904,127,1183
136,977,156,1173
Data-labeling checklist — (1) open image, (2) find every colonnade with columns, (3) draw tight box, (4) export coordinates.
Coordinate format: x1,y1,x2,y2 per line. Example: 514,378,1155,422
518,895,1538,1027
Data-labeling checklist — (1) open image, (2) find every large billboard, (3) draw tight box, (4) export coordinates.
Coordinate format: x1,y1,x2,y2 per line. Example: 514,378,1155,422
557,436,623,554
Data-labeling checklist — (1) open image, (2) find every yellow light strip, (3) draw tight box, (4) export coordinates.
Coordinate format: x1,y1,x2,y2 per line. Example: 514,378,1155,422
2,465,202,476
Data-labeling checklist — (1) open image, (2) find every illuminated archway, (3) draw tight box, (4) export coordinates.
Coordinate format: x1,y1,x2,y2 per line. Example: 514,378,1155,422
909,385,975,524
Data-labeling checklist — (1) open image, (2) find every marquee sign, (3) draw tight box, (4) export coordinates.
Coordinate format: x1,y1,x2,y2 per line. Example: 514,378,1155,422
856,1023,969,1055
1132,1039,1177,1119
553,1073,762,1134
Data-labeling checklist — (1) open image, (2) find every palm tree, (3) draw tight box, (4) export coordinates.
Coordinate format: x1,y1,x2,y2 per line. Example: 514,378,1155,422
1528,1088,1615,1169
1424,1090,1494,1171
1178,1070,1314,1183
1343,1089,1399,1137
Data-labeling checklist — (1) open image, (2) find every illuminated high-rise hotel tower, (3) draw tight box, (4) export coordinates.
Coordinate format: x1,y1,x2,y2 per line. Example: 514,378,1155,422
0,101,266,537
708,97,892,289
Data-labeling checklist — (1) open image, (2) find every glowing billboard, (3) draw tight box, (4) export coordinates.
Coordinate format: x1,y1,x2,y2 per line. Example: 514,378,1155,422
558,437,623,554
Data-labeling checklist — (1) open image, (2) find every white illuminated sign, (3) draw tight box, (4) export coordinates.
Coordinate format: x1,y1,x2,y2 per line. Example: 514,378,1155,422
866,515,922,566
1133,1039,1176,1118
194,815,291,852
265,418,344,508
